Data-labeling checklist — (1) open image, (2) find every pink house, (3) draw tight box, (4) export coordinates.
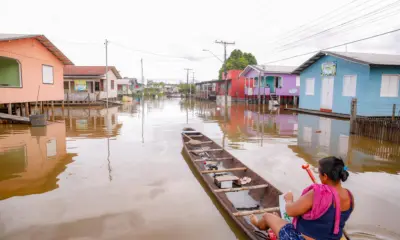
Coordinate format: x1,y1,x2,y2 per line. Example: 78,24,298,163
0,34,73,114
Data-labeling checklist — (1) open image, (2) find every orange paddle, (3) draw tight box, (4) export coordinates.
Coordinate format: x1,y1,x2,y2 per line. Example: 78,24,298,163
302,163,317,183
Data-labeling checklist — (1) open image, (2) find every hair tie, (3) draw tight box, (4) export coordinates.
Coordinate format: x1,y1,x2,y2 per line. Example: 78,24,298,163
343,166,348,171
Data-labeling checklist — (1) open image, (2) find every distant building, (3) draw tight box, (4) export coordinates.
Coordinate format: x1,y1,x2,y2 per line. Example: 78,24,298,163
240,65,299,105
292,51,400,116
0,34,73,110
117,77,139,95
195,80,219,100
63,66,122,102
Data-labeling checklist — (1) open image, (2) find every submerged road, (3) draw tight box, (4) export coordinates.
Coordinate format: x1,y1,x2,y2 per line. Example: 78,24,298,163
0,98,399,239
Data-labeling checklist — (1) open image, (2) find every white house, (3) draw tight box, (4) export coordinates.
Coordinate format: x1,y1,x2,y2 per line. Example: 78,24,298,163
64,66,122,101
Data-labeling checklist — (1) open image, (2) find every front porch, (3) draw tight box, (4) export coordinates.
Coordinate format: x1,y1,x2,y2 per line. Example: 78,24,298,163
63,79,117,103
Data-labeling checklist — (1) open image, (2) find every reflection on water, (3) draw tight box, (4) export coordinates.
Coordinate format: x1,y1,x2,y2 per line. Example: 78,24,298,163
0,123,76,200
51,107,123,138
290,114,400,174
0,99,399,239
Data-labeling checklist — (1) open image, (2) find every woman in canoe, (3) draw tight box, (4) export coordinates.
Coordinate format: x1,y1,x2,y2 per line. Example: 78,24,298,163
250,156,354,240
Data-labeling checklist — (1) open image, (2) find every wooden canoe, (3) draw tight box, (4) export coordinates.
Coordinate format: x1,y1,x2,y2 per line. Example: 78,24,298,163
182,128,282,240
181,128,350,240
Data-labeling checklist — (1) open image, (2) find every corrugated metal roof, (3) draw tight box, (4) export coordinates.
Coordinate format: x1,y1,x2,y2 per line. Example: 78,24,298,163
292,51,400,74
64,66,122,79
253,65,297,73
0,33,74,65
240,64,297,77
327,51,400,65
195,79,223,85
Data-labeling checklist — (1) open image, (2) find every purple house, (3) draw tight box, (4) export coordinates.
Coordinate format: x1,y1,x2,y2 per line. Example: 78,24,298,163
240,65,300,105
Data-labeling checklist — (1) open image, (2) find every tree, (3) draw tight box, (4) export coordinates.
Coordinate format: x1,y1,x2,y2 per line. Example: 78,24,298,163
218,49,257,79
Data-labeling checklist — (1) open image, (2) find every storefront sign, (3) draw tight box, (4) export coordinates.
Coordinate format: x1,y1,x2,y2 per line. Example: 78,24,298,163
321,62,336,76
74,80,87,91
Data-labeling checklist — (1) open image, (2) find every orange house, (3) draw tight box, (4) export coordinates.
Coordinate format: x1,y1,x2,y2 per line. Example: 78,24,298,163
0,34,73,108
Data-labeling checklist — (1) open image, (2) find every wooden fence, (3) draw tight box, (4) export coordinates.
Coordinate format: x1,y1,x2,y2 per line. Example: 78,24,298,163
350,98,400,143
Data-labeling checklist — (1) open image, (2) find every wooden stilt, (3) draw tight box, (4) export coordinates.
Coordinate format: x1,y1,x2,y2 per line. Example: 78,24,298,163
233,207,280,217
8,103,12,115
51,101,55,121
40,101,43,114
25,102,29,116
201,167,247,174
214,184,268,193
19,103,23,116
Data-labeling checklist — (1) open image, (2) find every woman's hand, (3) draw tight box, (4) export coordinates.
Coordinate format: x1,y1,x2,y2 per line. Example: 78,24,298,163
284,191,294,203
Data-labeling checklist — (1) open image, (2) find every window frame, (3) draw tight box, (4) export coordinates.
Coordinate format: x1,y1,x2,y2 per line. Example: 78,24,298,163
342,75,357,97
42,64,54,85
111,80,115,90
305,78,315,96
296,76,300,87
380,74,399,97
0,56,23,88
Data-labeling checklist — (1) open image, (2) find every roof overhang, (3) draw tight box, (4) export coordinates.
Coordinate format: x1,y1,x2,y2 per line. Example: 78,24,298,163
64,75,102,79
195,79,224,85
291,52,326,75
109,66,122,79
0,34,74,65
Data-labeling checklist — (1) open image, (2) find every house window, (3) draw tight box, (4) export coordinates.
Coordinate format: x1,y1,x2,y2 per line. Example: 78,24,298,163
305,78,315,95
342,75,357,97
275,77,283,88
296,76,300,86
111,80,115,90
0,56,22,87
380,75,399,97
42,65,54,84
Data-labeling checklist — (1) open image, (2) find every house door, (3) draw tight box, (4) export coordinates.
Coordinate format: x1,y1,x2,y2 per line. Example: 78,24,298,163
320,77,334,112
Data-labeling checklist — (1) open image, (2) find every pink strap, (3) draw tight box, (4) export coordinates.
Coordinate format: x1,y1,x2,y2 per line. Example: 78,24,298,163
328,186,341,234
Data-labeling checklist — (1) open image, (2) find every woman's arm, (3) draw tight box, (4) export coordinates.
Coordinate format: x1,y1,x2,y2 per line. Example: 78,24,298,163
285,190,314,217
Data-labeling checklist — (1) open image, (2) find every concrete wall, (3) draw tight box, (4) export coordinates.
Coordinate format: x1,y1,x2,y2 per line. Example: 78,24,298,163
0,38,64,103
299,55,370,115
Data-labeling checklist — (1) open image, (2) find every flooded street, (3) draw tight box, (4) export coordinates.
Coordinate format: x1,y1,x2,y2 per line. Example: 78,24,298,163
1,98,400,240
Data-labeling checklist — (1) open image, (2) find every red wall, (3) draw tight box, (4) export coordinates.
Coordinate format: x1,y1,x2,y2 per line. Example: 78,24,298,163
226,70,245,99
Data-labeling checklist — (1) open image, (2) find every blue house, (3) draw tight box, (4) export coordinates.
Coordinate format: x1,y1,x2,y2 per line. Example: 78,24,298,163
292,51,400,116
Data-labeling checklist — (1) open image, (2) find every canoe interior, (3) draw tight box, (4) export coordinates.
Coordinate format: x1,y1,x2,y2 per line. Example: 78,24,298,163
182,128,282,240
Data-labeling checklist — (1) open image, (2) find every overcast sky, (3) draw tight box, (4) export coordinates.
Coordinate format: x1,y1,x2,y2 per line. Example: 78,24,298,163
2,0,400,83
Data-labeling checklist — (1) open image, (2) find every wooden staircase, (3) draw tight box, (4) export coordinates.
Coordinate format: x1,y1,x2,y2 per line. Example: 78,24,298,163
269,93,280,107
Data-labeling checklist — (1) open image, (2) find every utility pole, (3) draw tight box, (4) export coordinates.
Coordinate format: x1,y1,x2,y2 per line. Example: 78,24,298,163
215,40,235,107
192,72,195,98
141,58,144,98
141,58,145,143
105,39,109,108
184,68,192,98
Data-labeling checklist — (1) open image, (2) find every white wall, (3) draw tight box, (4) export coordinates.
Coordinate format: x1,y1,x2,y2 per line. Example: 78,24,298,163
104,70,118,98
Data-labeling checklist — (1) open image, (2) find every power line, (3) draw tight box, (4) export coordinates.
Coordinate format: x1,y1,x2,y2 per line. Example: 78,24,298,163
268,0,376,45
275,0,400,51
264,27,400,64
281,5,400,52
109,41,221,61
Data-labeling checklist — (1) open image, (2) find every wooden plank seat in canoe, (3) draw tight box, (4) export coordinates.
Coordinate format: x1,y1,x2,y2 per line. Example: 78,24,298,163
181,128,351,240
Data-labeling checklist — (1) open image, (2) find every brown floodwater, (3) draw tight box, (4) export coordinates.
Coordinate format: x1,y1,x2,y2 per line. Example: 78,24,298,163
0,98,399,240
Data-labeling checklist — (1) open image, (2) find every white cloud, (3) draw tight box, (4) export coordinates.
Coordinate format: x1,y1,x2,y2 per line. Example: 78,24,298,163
1,0,400,82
